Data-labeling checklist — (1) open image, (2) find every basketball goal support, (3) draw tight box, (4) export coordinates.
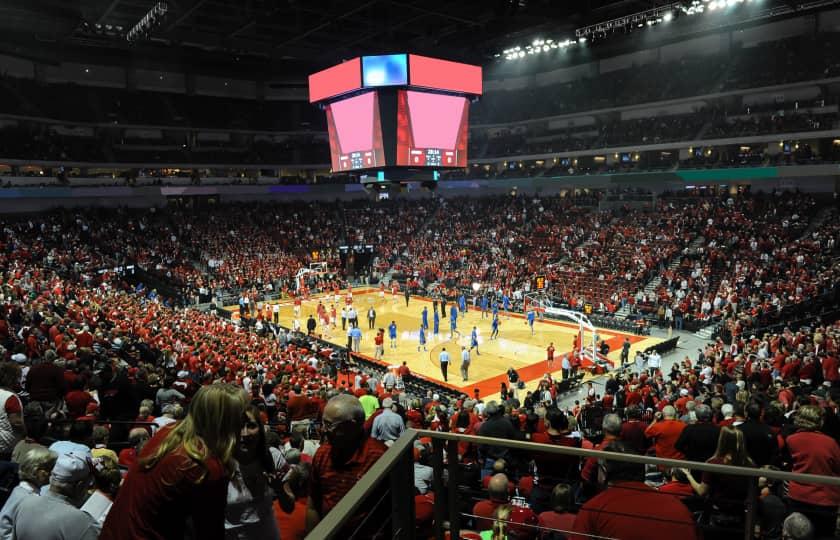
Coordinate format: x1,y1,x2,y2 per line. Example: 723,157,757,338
525,292,598,364
294,262,329,292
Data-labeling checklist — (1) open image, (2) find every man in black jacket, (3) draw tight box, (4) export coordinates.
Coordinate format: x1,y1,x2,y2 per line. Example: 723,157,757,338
675,404,720,463
737,401,777,466
477,401,523,479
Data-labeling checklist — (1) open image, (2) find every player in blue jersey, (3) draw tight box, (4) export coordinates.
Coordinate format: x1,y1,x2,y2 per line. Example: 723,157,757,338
421,306,428,330
490,314,500,340
388,321,398,349
458,294,466,318
433,310,440,337
469,326,480,355
502,293,511,319
491,301,499,319
527,309,536,336
480,295,488,319
417,325,427,352
449,305,460,339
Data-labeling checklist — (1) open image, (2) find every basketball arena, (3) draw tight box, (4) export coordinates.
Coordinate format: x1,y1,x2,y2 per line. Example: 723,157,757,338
0,1,838,540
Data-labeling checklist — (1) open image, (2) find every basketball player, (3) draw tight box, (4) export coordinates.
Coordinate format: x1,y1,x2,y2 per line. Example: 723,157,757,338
502,292,511,319
469,326,480,355
391,281,399,304
490,314,500,340
293,295,302,318
480,295,488,319
421,306,429,330
417,325,427,352
458,293,466,318
379,281,386,300
449,305,460,339
527,309,536,336
547,342,555,370
388,320,398,349
433,310,440,337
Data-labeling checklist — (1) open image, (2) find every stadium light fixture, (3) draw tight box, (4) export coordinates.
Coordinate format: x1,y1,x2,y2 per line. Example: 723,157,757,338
126,1,169,42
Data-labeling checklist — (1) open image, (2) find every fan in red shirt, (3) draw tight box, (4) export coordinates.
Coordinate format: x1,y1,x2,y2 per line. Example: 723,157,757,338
100,384,247,540
307,394,387,534
644,406,686,459
572,442,699,540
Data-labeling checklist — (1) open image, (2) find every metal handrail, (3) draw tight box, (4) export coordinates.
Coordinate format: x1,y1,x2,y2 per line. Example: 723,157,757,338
415,429,840,486
304,427,840,540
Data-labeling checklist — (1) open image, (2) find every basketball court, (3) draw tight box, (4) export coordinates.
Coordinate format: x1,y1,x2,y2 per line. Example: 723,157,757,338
224,287,665,399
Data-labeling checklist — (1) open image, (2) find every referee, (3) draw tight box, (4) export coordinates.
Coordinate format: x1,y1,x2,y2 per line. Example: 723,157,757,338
439,347,450,382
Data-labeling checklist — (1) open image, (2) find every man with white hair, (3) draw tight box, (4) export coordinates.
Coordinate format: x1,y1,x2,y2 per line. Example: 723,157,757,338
782,512,814,540
644,405,686,459
13,451,99,539
0,447,57,539
371,397,405,444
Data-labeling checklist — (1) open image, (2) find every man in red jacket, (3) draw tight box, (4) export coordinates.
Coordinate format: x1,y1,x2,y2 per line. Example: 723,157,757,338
572,442,699,540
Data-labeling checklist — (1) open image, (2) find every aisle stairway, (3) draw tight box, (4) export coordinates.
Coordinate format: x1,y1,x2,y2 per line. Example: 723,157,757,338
615,235,706,319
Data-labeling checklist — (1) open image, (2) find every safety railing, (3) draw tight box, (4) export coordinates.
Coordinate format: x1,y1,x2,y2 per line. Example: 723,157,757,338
305,428,840,540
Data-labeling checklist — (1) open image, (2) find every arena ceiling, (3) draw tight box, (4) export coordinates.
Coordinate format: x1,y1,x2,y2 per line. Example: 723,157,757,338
0,0,680,73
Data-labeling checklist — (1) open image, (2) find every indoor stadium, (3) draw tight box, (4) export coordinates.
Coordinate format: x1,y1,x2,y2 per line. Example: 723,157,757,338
0,0,838,539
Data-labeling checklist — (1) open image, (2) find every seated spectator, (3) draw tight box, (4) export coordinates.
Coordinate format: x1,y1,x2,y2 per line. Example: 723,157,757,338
572,441,698,540
0,446,57,539
474,473,511,531
657,468,695,499
537,483,576,539
413,443,434,495
13,451,99,539
782,512,815,540
90,425,119,464
11,404,48,463
274,463,311,540
117,428,150,469
82,455,122,526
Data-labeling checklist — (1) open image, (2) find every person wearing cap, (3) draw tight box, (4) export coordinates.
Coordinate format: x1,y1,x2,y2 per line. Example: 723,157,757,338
12,450,100,539
0,446,58,539
371,397,405,444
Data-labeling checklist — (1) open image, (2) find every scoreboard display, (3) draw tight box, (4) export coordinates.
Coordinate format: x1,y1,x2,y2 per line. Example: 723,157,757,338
324,92,385,172
534,275,546,291
396,90,468,168
309,54,481,172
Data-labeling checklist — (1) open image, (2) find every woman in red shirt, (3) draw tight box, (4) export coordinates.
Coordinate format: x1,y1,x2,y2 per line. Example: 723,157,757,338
100,383,248,540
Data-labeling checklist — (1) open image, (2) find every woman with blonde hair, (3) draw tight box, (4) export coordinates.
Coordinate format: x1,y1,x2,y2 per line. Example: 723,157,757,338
100,383,248,540
480,504,512,540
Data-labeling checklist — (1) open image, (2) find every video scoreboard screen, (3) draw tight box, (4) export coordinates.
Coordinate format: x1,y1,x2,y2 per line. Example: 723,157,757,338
396,90,469,168
311,54,481,172
324,92,385,171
